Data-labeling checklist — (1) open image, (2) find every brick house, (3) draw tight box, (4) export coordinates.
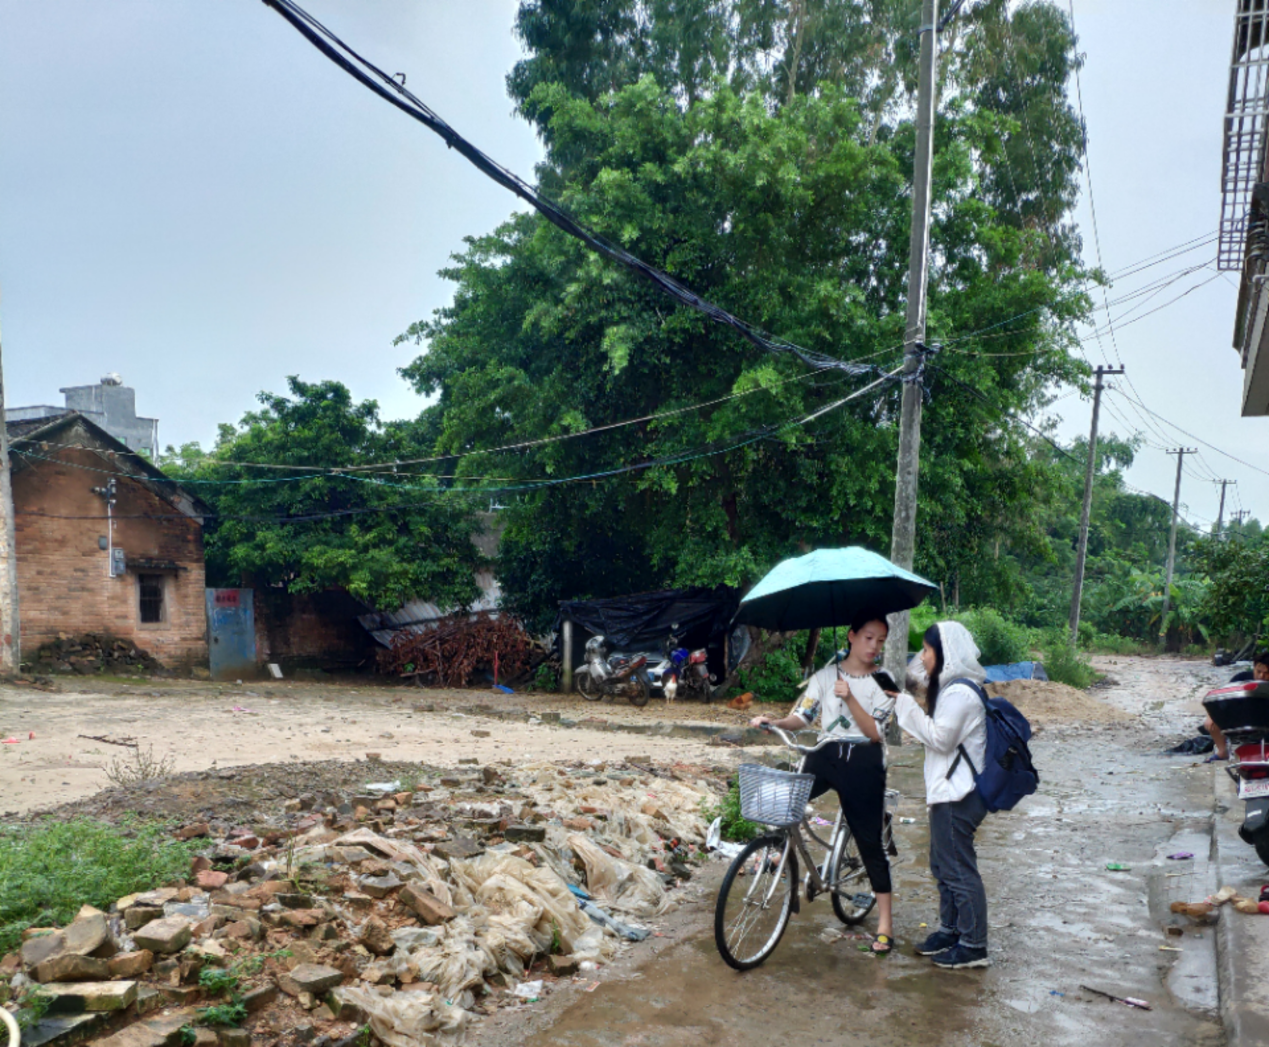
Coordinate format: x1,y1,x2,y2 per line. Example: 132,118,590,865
8,412,210,669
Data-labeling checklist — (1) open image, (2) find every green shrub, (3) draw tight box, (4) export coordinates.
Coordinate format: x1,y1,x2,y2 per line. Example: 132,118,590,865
907,602,941,652
701,779,761,843
1085,631,1147,656
734,631,809,705
531,663,559,692
1039,632,1098,689
0,818,201,952
956,608,1033,666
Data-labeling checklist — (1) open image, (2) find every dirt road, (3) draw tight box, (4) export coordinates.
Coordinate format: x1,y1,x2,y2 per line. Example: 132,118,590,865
473,655,1232,1047
0,656,1238,1045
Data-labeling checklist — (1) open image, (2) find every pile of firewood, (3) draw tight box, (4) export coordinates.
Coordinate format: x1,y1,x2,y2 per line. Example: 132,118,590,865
378,612,539,688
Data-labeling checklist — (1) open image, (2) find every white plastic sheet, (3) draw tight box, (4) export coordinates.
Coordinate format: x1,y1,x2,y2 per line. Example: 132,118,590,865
337,984,467,1047
567,833,669,917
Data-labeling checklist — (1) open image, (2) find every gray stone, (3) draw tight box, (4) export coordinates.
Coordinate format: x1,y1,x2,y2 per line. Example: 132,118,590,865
33,953,110,983
503,824,546,843
39,980,137,1014
431,837,484,862
20,912,110,969
359,874,402,899
280,963,344,996
131,917,192,955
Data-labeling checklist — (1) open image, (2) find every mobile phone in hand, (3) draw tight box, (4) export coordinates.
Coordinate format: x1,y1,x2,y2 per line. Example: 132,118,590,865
871,670,899,693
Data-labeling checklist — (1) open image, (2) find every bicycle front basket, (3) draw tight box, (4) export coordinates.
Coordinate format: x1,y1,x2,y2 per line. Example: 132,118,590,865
738,764,815,828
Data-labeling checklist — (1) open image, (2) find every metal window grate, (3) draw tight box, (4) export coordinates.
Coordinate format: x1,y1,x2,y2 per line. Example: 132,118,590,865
1220,0,1269,271
139,574,164,624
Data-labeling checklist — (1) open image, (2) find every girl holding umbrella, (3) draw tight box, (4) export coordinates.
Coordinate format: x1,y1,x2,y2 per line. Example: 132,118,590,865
750,614,898,954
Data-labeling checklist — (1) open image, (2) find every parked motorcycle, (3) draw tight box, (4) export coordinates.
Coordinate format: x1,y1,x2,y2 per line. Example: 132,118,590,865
1203,679,1269,864
651,624,714,703
575,635,650,706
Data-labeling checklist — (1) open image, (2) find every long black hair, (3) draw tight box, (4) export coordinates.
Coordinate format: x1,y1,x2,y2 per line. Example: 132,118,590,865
923,624,945,714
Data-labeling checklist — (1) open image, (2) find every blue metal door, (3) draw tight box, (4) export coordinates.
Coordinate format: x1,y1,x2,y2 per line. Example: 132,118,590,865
206,588,257,680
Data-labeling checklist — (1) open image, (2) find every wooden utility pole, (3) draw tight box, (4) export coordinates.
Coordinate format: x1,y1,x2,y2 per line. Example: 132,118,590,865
883,0,939,687
0,301,20,674
1068,366,1123,642
1159,447,1197,645
1214,479,1236,539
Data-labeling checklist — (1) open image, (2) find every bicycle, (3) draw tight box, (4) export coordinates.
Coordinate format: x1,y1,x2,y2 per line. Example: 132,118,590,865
713,723,898,970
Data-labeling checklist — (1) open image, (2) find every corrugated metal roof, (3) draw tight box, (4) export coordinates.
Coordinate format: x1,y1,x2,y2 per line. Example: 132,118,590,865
357,570,502,646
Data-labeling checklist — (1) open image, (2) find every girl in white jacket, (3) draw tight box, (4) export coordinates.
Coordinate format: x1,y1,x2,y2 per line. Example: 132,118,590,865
893,621,991,969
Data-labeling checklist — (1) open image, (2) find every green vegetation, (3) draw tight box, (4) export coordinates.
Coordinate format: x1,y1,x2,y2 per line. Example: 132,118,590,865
702,779,762,843
148,0,1263,658
0,818,201,952
735,632,810,705
195,1001,248,1028
198,966,240,998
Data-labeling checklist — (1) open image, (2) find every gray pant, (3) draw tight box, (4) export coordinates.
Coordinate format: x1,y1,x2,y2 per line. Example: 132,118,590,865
928,789,988,949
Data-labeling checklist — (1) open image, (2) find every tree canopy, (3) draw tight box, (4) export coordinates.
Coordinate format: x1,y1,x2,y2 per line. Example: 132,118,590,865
395,0,1094,629
167,378,484,611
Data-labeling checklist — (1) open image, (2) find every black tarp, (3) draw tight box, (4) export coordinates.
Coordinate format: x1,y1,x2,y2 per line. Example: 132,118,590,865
556,586,741,677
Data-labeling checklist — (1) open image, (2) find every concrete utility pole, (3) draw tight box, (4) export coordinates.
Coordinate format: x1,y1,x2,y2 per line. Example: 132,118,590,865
1159,447,1197,645
0,302,20,674
1214,479,1236,539
1069,366,1124,642
884,0,939,687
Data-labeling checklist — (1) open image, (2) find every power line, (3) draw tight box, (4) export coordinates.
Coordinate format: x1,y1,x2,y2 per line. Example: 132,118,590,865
1108,387,1269,479
260,0,884,385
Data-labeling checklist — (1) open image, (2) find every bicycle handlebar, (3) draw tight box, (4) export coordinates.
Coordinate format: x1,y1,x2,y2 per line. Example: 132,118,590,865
758,722,838,754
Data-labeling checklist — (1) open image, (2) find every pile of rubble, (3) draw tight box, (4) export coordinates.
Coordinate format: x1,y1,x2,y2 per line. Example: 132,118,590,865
28,634,165,676
1,758,722,1047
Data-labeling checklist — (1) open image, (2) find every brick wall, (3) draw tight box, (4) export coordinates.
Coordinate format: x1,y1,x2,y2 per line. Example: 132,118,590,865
253,588,376,671
12,447,208,669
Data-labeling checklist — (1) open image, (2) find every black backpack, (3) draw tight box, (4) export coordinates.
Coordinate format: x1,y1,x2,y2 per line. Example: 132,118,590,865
946,678,1039,812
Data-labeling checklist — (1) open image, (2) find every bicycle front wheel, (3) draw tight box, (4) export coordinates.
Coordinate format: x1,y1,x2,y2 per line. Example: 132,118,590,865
714,834,797,970
829,828,876,925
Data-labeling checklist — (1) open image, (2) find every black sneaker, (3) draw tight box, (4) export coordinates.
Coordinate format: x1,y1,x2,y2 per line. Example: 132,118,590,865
915,930,959,956
931,943,989,969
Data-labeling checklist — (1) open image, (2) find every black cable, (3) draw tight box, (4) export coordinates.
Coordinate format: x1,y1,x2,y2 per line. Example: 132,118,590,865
260,0,882,382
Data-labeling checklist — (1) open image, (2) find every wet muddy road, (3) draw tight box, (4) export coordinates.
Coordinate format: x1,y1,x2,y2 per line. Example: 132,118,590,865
482,657,1231,1047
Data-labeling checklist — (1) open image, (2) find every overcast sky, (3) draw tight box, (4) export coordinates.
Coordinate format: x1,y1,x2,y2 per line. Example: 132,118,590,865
0,0,1264,529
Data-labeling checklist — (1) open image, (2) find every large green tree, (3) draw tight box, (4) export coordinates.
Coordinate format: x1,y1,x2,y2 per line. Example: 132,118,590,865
168,378,484,611
397,0,1093,630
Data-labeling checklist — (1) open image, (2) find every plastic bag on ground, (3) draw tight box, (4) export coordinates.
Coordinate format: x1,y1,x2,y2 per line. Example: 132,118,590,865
449,852,599,956
568,833,669,917
409,917,496,999
578,900,650,942
336,985,466,1047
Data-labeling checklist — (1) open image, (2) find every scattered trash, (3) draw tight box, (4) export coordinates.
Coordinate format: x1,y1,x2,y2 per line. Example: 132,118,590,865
583,981,601,992
1159,945,1182,952
705,816,746,859
567,883,592,901
1105,863,1131,872
1171,901,1215,920
1166,852,1194,861
1081,985,1151,1010
267,662,284,679
1,737,19,744
513,980,545,1000
579,899,651,941
493,684,514,694
231,705,256,714
1050,990,1066,997
811,816,833,827
1211,885,1238,905
898,817,918,824
27,731,34,740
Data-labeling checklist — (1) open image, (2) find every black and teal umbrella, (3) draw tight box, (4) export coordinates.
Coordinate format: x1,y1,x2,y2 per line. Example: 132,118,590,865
734,547,937,633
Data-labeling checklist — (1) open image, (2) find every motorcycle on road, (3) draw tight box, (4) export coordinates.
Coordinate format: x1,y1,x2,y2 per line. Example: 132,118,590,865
575,635,650,707
1204,679,1269,864
651,624,715,703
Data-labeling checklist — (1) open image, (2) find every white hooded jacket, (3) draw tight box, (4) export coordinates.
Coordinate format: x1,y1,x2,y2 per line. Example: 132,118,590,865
894,621,988,805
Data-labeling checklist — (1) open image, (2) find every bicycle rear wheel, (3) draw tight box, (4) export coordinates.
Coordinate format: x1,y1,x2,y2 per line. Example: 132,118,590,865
714,835,797,970
829,829,876,925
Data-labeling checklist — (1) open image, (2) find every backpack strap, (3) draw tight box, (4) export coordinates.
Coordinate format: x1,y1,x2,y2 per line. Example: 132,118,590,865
943,678,988,781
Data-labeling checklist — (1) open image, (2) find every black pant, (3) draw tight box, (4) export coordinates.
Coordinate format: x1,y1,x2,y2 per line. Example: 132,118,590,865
804,741,891,894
